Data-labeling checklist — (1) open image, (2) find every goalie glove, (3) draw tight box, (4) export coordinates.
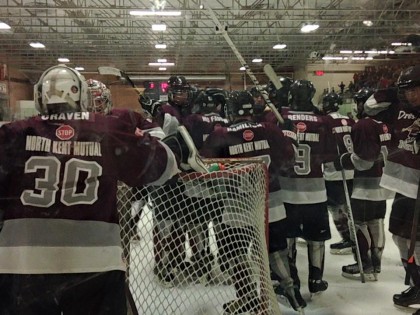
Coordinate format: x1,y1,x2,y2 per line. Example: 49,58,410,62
162,126,209,173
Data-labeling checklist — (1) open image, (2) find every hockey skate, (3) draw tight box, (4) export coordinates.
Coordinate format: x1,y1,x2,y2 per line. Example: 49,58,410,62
308,279,328,296
329,239,353,255
393,286,420,312
274,284,307,312
223,293,260,314
341,263,378,281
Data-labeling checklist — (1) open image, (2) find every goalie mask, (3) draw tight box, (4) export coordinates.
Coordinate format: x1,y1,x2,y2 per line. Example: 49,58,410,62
322,92,342,114
34,65,89,115
290,80,316,112
226,91,255,121
249,87,266,115
86,79,112,115
168,75,191,107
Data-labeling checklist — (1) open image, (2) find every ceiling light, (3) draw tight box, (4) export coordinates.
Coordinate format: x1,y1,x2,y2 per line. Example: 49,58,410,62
157,58,167,63
273,43,287,49
252,58,263,63
322,56,343,60
353,50,363,54
148,62,174,66
301,23,319,33
158,67,167,71
75,66,85,71
0,22,11,30
391,42,412,46
363,20,373,27
364,50,378,54
129,10,181,16
339,50,353,54
239,66,246,71
155,43,167,49
29,42,45,49
152,24,166,31
57,57,70,63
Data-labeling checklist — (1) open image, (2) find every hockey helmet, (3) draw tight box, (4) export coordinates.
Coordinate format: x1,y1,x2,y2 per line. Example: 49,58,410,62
289,80,316,111
353,87,375,119
34,65,89,115
167,75,191,107
397,65,420,90
192,90,218,114
226,91,255,120
322,92,342,114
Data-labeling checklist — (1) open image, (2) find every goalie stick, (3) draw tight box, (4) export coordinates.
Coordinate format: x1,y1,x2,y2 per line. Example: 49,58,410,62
205,6,284,125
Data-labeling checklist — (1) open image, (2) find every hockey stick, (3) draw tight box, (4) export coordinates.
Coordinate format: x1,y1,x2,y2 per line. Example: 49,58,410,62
336,144,366,283
205,6,284,125
97,66,145,95
263,64,283,90
405,180,420,285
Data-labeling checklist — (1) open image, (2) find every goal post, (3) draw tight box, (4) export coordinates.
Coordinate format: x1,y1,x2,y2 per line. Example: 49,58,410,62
117,159,281,315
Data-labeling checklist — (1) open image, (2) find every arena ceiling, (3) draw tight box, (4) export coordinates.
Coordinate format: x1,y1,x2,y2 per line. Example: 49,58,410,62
0,0,419,81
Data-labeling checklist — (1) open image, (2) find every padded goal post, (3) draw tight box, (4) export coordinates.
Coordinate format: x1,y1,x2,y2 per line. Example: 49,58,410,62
117,159,282,315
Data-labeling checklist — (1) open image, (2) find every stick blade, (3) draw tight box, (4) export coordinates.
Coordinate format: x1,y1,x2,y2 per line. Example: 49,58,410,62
263,64,282,90
98,66,123,77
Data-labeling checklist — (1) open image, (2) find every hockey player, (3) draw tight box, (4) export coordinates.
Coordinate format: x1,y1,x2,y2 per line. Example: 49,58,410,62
0,65,179,314
279,79,337,296
379,65,420,311
321,91,355,255
249,87,278,124
201,91,304,313
335,88,397,281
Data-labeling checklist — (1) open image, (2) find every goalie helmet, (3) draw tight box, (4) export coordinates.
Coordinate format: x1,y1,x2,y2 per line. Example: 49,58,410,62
397,65,420,90
226,91,255,120
322,91,342,114
86,79,112,115
34,65,89,115
167,75,191,107
289,79,316,111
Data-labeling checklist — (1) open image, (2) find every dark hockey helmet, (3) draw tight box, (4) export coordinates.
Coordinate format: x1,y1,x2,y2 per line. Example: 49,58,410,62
289,79,316,111
192,90,218,114
249,87,266,115
322,91,342,114
139,94,164,117
167,75,191,107
226,90,255,119
397,65,420,90
353,87,375,119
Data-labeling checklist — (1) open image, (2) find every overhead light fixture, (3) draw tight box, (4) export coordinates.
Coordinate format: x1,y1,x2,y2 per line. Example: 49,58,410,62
155,43,167,49
391,42,412,46
158,67,167,71
148,62,175,66
0,22,11,30
157,58,167,63
29,42,45,49
322,56,343,60
129,10,181,16
363,20,373,27
353,50,363,54
75,66,85,71
273,43,287,49
339,50,353,54
57,57,70,63
252,58,263,63
364,50,378,54
239,66,246,71
152,23,166,31
301,23,319,33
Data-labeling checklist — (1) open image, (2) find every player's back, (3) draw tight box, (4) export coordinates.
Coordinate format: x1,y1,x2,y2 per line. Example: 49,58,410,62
280,110,336,204
0,111,177,274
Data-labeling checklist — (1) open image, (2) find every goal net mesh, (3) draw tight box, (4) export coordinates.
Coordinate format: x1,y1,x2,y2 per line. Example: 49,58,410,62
117,159,281,315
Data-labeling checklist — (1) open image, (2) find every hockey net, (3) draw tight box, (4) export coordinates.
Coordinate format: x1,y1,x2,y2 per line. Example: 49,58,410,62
117,159,281,315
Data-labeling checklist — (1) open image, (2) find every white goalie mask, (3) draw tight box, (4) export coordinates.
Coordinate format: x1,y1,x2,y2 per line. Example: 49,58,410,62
34,65,89,114
86,79,112,115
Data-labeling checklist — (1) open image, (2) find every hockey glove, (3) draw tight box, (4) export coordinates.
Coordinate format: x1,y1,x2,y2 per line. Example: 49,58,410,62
162,126,208,173
333,152,354,171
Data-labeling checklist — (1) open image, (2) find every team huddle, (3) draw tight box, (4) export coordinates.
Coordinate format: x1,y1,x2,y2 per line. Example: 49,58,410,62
0,64,419,315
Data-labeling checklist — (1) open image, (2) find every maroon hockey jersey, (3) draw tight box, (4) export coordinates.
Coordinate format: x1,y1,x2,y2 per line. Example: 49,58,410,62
350,117,395,200
380,103,420,199
0,110,178,274
182,112,229,150
279,110,336,204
